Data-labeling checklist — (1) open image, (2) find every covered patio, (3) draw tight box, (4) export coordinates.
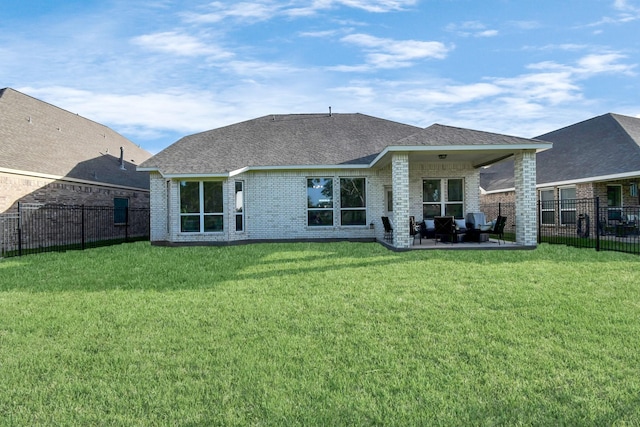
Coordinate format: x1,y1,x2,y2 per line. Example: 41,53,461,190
372,124,552,250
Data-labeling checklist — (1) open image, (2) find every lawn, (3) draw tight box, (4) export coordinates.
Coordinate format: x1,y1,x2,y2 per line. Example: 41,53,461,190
1,242,639,426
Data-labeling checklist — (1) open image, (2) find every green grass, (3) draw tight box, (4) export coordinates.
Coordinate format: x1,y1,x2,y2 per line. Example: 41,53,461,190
1,242,639,426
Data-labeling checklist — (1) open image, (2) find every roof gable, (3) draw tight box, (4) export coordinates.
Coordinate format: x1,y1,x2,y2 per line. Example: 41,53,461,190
0,88,152,189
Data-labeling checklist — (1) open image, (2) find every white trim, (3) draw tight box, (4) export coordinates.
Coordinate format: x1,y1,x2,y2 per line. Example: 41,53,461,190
482,186,515,194
484,170,640,194
539,171,640,188
0,166,149,192
162,173,230,179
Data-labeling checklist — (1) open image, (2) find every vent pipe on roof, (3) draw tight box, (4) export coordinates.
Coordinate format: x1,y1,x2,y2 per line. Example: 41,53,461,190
119,147,126,170
329,106,332,117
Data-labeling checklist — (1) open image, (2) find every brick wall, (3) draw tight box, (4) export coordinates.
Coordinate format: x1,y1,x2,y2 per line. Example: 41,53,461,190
150,161,483,246
1,171,149,213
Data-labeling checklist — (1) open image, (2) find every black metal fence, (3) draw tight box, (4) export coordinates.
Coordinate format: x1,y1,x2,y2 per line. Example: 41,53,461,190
1,203,150,258
481,198,640,255
538,197,640,255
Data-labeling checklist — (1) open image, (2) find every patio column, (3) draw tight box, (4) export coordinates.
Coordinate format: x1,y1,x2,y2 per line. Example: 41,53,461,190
514,150,537,246
392,153,411,248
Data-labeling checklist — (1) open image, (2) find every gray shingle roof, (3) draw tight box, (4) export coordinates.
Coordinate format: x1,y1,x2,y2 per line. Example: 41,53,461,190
0,88,152,189
397,123,545,147
139,113,422,175
140,114,549,176
480,113,640,192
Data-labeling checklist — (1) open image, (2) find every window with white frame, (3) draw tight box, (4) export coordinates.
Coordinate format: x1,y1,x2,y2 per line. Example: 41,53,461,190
340,177,366,226
307,178,333,226
422,178,464,218
540,189,555,225
235,181,244,232
559,187,576,225
179,181,224,232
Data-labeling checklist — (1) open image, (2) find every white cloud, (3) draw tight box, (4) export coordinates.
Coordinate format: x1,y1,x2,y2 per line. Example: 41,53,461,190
183,2,276,23
446,21,499,37
131,31,233,58
183,0,417,23
528,53,636,77
575,53,637,75
583,0,640,26
335,33,450,70
20,86,224,135
410,83,504,104
335,0,417,12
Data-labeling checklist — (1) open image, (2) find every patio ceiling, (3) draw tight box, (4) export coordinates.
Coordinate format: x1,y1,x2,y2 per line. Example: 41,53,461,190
371,146,539,169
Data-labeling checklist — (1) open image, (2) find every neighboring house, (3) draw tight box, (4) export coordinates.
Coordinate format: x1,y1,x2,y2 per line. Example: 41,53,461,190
0,88,152,212
139,113,551,249
481,113,640,228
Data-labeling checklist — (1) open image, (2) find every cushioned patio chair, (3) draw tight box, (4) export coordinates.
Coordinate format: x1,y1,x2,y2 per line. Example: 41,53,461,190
420,219,436,241
381,216,393,242
465,212,493,242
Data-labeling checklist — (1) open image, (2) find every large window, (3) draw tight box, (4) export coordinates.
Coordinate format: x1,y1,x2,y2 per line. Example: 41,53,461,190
180,181,223,233
559,187,576,225
540,189,555,225
423,178,464,218
308,178,333,226
340,178,366,226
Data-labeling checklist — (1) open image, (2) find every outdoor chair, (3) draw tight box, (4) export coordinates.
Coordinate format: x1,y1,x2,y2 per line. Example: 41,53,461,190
381,216,393,242
490,215,507,245
410,216,418,244
420,219,436,241
465,212,493,242
434,216,458,244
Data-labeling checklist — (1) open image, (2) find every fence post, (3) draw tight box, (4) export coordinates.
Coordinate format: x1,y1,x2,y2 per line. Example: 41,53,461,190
17,202,22,257
537,199,541,244
81,205,86,250
595,197,600,252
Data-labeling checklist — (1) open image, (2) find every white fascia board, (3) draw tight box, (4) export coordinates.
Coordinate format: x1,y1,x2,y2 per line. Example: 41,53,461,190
162,173,231,179
136,167,228,178
0,167,149,192
158,164,370,179
483,171,640,194
483,187,516,195
228,164,370,176
369,143,552,167
539,171,640,188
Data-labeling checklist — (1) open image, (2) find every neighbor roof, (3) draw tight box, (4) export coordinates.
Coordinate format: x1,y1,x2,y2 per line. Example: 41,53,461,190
139,113,550,176
0,88,152,190
480,113,640,192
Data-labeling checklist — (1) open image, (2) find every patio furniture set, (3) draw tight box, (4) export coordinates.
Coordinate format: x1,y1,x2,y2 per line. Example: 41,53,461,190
423,213,506,244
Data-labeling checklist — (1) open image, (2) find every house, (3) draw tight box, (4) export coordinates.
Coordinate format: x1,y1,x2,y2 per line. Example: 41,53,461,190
481,113,640,228
138,113,551,249
0,87,152,213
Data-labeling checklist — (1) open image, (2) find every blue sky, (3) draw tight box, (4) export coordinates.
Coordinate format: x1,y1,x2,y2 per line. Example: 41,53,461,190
2,0,639,154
